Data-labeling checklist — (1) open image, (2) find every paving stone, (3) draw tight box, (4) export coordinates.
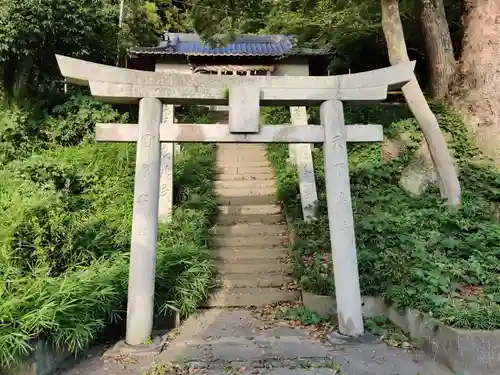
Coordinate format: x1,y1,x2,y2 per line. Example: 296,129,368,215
215,273,294,288
215,187,276,197
216,153,269,162
213,235,286,247
213,247,287,261
216,214,284,225
211,224,287,236
216,166,274,175
215,160,271,168
214,179,276,189
202,288,299,307
216,204,281,215
215,262,290,274
214,173,275,181
216,195,277,205
158,310,454,375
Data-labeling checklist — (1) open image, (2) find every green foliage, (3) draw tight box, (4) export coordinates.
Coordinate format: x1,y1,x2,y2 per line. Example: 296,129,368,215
0,95,124,165
119,0,163,53
0,0,119,100
0,104,47,165
183,0,430,74
151,0,193,33
277,307,328,325
175,105,215,124
45,94,128,146
262,0,382,68
0,96,217,368
0,142,216,368
364,316,414,348
266,104,500,330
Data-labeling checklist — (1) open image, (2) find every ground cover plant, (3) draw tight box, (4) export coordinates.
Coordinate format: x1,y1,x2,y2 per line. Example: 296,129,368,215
0,99,217,369
265,104,500,330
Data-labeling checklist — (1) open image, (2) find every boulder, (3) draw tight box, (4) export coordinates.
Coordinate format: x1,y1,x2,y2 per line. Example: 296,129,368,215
380,132,413,162
399,132,457,196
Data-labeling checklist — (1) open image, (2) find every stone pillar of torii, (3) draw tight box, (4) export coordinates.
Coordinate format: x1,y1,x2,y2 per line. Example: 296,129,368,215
55,54,414,346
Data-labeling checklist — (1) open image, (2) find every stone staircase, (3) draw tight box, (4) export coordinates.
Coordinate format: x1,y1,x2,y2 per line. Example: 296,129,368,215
206,143,299,307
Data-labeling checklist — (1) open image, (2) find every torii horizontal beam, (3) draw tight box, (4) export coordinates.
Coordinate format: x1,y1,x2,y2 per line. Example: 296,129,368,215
55,55,415,97
88,81,388,105
95,123,384,143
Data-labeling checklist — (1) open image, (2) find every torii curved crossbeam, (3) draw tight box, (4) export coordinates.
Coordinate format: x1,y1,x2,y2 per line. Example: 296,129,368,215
55,55,415,105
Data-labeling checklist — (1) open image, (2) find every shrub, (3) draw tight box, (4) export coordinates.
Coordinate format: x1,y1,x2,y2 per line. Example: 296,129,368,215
44,94,127,146
0,105,47,165
0,95,126,167
0,141,216,368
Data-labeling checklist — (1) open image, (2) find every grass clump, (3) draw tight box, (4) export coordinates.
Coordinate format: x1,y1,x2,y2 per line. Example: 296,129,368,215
0,128,216,367
265,104,500,330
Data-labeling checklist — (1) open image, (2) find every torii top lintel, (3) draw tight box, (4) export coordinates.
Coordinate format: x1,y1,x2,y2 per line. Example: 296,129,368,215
55,55,415,106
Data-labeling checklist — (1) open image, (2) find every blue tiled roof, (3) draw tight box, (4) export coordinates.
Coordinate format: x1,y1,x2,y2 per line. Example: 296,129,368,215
129,33,328,57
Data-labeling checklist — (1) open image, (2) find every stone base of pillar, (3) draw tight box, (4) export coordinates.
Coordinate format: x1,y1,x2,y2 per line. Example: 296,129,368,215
103,333,169,358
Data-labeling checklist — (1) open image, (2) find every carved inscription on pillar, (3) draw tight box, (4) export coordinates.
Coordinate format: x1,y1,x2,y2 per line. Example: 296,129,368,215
159,142,174,222
141,133,153,147
126,97,162,346
320,99,363,337
290,106,318,221
159,104,175,222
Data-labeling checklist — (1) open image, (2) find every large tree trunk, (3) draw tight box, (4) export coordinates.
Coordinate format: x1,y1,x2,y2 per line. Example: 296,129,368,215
452,0,500,165
381,0,461,207
419,0,457,98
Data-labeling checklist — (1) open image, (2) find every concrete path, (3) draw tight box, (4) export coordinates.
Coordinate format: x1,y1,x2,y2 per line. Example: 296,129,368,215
57,307,453,375
155,308,453,375
207,143,297,307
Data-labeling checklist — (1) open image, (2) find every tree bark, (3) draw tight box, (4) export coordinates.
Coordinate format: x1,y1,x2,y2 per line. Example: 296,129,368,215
419,0,456,98
381,0,461,207
452,0,500,164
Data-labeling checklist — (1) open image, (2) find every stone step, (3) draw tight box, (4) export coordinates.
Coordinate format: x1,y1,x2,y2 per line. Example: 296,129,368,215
215,187,276,197
217,144,265,150
211,223,287,236
215,273,294,288
216,214,284,225
216,151,268,160
214,179,275,189
216,154,269,162
203,288,299,307
214,247,287,261
159,309,455,375
216,195,277,205
217,204,281,215
215,150,267,156
174,367,349,375
162,334,332,363
216,262,290,274
215,160,271,168
213,235,287,247
216,166,273,174
214,173,275,181
204,364,452,375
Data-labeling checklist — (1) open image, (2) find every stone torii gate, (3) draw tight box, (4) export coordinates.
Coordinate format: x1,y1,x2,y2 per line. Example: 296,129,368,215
56,55,415,346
